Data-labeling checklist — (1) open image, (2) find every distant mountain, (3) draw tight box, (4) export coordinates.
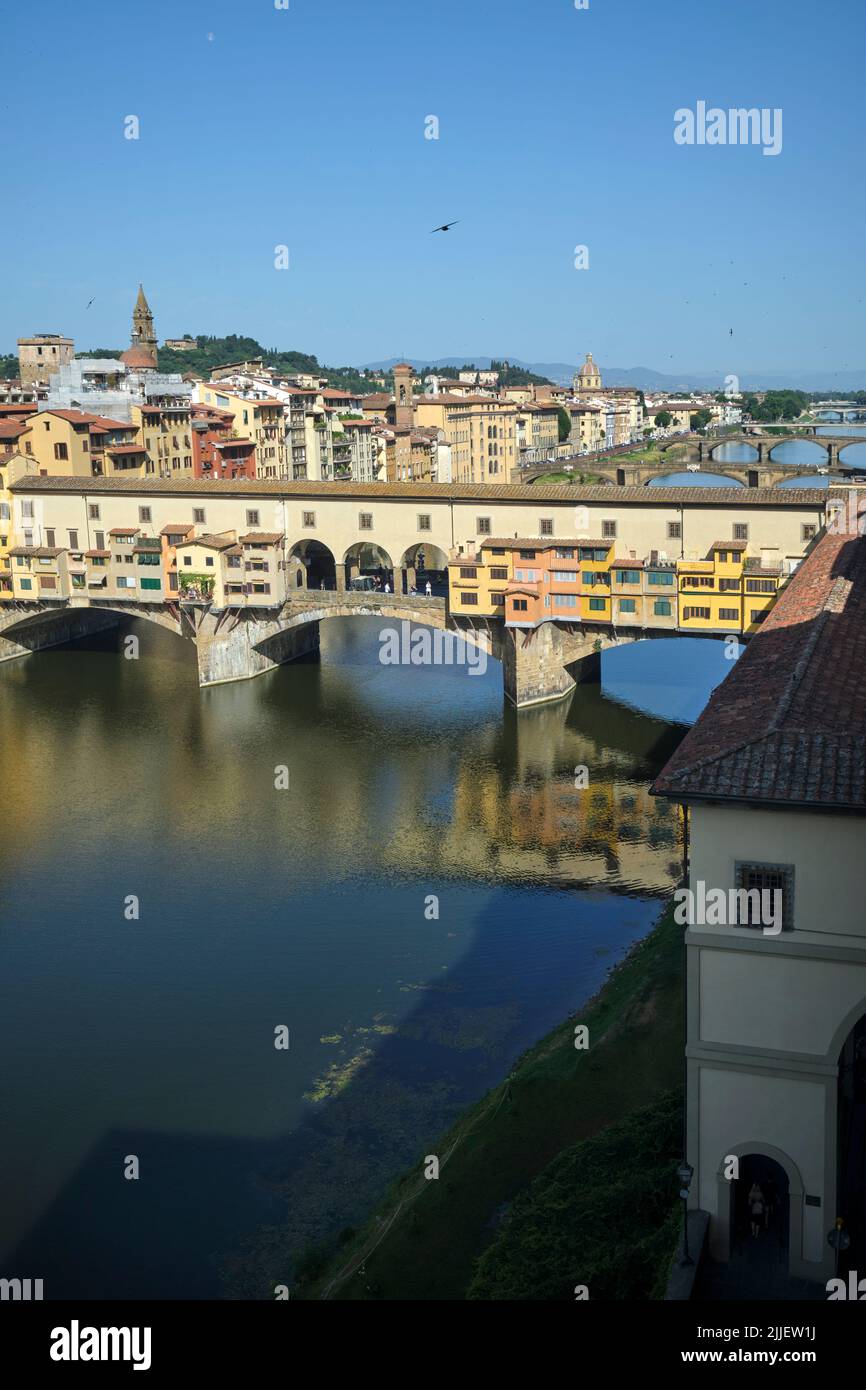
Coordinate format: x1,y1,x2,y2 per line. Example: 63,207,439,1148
362,357,866,392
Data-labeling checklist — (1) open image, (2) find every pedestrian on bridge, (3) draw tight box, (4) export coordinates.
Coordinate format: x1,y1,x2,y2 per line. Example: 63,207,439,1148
425,581,432,597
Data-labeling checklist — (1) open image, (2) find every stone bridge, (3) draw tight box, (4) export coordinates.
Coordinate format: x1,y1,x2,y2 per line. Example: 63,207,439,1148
0,591,745,709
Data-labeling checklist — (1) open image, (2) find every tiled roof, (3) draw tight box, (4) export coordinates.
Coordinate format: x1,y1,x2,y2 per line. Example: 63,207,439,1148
240,532,282,545
177,533,237,551
5,474,829,507
652,530,866,811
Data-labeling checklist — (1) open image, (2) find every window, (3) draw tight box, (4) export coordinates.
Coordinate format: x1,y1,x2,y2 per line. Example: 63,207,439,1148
750,609,767,623
667,521,682,540
89,504,100,520
303,511,316,528
39,575,57,589
619,598,636,614
489,567,508,580
459,567,477,579
682,575,713,589
94,531,105,550
140,578,161,590
719,577,739,592
683,605,710,620
53,443,68,461
19,577,32,590
555,547,574,559
359,513,373,530
418,514,431,531
512,598,528,612
719,607,739,621
555,593,578,608
246,510,260,527
602,520,617,539
648,571,674,586
653,599,672,617
68,529,79,549
476,517,491,535
617,569,640,585
491,592,505,605
45,529,55,547
205,556,214,567
192,508,205,524
551,571,576,583
579,548,607,562
460,592,478,606
539,518,553,536
515,569,539,583
22,501,33,520
802,524,817,542
746,579,776,594
588,597,606,612
733,523,748,541
183,556,192,566
734,862,794,931
139,507,152,523
518,550,537,560
116,575,136,589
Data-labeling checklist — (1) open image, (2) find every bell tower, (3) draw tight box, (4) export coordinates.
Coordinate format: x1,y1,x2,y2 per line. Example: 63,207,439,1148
392,362,415,430
130,284,158,367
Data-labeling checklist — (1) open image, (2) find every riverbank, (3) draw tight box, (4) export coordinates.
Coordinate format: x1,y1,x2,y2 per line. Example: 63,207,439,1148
306,898,684,1300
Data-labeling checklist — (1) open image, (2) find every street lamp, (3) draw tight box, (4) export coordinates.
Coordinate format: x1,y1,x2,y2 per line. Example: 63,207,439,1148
677,1161,695,1266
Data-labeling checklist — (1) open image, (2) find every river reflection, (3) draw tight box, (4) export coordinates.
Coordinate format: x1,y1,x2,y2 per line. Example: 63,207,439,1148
0,618,727,1297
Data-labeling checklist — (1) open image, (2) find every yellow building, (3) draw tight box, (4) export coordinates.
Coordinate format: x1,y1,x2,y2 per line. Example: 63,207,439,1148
8,545,70,601
0,453,32,599
515,403,560,460
196,386,288,479
677,540,780,634
446,542,513,617
131,402,194,478
414,394,517,483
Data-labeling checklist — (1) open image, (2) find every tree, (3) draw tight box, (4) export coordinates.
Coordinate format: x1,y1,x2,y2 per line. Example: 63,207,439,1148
654,410,672,429
557,406,572,443
690,408,712,431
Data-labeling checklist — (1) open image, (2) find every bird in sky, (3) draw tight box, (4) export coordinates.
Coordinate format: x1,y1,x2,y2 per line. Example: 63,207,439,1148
430,221,459,233
86,297,95,308
729,328,734,336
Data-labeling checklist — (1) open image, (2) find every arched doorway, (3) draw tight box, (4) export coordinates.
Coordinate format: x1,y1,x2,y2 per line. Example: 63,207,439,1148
343,542,394,592
836,1011,866,1275
289,540,337,591
399,543,449,596
730,1154,790,1269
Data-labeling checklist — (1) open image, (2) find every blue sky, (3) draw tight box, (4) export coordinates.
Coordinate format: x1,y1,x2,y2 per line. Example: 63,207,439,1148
2,0,864,375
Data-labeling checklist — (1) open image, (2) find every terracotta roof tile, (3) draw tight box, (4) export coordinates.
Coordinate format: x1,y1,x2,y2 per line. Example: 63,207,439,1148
653,530,866,810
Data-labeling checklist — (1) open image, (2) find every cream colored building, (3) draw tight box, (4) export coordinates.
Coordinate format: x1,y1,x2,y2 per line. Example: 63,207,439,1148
654,514,866,1286
414,394,517,482
5,478,827,601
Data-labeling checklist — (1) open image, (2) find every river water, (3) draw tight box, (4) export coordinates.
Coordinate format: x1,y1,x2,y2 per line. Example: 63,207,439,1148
0,617,731,1298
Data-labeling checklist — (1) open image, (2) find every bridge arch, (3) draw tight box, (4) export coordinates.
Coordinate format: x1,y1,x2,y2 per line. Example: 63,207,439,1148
288,539,337,590
399,542,449,593
343,541,395,588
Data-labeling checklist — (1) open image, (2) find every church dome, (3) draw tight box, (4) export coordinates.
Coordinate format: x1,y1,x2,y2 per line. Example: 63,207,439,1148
579,353,598,378
121,346,157,369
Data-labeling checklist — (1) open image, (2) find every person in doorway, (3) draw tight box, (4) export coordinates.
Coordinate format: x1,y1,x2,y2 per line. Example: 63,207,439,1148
749,1186,765,1237
425,581,432,597
384,581,391,594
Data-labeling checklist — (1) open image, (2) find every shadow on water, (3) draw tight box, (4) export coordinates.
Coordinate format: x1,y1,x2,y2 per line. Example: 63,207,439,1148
0,617,727,1298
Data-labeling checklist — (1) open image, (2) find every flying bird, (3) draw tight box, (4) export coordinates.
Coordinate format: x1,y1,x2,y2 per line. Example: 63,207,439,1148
86,297,95,308
430,221,460,233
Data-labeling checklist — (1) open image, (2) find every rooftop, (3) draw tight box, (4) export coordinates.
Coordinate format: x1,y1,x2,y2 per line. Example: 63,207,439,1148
652,529,866,812
6,476,830,507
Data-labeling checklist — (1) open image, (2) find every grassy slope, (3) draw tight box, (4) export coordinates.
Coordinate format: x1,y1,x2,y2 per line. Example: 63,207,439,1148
312,901,684,1300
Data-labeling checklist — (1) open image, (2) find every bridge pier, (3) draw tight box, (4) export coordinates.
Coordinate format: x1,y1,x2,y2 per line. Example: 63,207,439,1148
502,621,630,707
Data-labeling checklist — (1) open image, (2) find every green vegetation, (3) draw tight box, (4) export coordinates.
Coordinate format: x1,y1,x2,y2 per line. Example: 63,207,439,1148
414,359,552,388
557,405,572,442
531,470,605,485
468,1091,682,1300
654,410,673,428
306,901,685,1301
742,389,809,422
690,408,713,431
0,354,19,380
